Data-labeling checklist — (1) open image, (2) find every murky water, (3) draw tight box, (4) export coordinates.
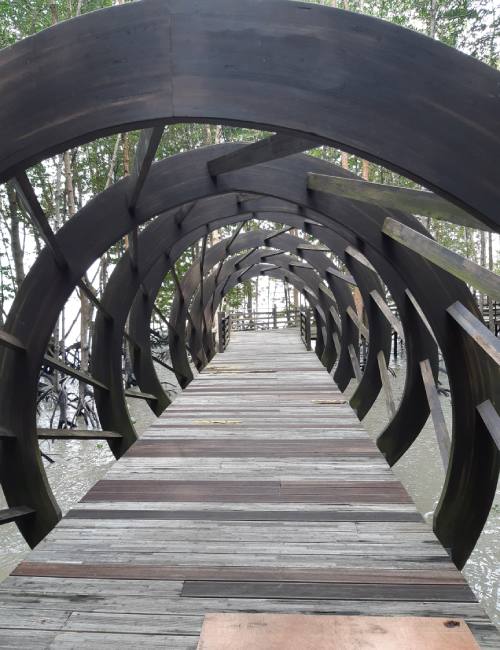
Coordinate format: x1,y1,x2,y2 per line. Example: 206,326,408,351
0,349,498,629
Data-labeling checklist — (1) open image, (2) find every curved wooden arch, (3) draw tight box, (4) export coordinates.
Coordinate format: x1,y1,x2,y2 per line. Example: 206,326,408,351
0,141,496,567
0,0,499,230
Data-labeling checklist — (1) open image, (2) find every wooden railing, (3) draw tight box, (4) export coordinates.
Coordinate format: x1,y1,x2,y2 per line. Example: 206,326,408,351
229,307,299,331
217,312,232,353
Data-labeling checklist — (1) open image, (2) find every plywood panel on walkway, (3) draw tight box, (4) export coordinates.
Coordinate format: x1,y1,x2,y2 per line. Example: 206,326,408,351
0,330,497,648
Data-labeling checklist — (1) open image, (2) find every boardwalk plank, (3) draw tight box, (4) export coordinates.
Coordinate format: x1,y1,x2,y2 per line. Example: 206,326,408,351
0,330,497,648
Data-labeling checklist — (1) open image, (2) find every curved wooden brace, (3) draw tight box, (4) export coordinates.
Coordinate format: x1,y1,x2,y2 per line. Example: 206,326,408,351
0,0,499,229
344,253,392,420
168,229,343,384
188,250,336,371
0,143,495,567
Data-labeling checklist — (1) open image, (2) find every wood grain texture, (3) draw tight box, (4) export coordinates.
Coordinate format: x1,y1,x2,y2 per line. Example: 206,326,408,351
0,330,497,648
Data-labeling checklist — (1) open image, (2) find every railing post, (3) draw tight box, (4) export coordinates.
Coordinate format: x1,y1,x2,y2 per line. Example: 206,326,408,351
305,308,312,351
218,311,226,353
272,304,278,329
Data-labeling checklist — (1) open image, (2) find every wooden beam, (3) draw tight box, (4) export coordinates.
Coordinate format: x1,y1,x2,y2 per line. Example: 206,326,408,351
447,301,500,365
174,201,198,227
377,351,396,419
370,290,404,339
236,248,258,269
332,331,341,355
199,229,209,334
477,400,500,451
347,306,369,340
348,344,362,383
37,428,122,440
124,389,157,401
420,359,451,471
225,221,248,254
43,355,109,391
296,244,331,252
0,330,26,353
265,226,294,242
128,226,139,272
0,506,34,526
151,355,176,374
383,217,500,301
77,280,113,321
326,267,357,287
405,290,437,343
12,172,67,269
129,126,164,212
328,305,342,330
207,133,319,176
307,173,488,231
344,246,376,272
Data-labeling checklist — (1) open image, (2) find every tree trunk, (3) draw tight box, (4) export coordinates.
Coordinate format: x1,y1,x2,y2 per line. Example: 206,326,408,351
6,184,25,289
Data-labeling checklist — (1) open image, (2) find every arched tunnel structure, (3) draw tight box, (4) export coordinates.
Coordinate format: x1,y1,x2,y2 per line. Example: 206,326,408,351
0,0,498,645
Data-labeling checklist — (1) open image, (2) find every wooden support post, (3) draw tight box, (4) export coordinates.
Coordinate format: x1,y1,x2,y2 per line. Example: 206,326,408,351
304,309,312,351
348,344,362,383
272,304,278,329
218,312,226,353
377,351,396,419
420,359,451,471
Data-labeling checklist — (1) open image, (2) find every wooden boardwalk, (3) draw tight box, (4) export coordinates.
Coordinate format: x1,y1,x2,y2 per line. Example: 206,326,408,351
0,330,498,648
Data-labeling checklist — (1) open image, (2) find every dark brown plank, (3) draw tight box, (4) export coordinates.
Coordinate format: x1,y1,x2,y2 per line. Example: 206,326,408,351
13,562,465,585
126,438,379,458
82,479,412,504
181,581,476,602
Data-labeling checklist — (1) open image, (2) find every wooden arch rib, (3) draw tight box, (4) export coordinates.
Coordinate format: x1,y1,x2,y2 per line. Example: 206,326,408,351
167,229,346,386
0,143,496,569
0,0,499,229
188,249,338,369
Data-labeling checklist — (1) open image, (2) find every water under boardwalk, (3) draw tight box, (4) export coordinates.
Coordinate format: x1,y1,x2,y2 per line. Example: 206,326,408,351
0,330,498,648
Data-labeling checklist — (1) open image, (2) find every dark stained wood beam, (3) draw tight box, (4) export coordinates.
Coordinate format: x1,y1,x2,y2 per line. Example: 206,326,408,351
225,221,248,254
447,301,500,365
128,126,165,213
265,226,294,242
12,172,67,269
77,279,113,321
405,289,437,343
37,429,122,440
344,246,376,272
383,218,500,301
207,133,320,176
199,229,209,334
308,174,489,231
151,355,176,374
124,388,158,401
326,266,357,287
43,355,109,391
0,506,34,526
347,306,369,340
235,248,258,269
348,344,362,383
370,290,404,339
0,330,26,353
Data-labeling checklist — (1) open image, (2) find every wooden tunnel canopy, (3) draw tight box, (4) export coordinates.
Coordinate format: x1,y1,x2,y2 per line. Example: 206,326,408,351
0,0,498,579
